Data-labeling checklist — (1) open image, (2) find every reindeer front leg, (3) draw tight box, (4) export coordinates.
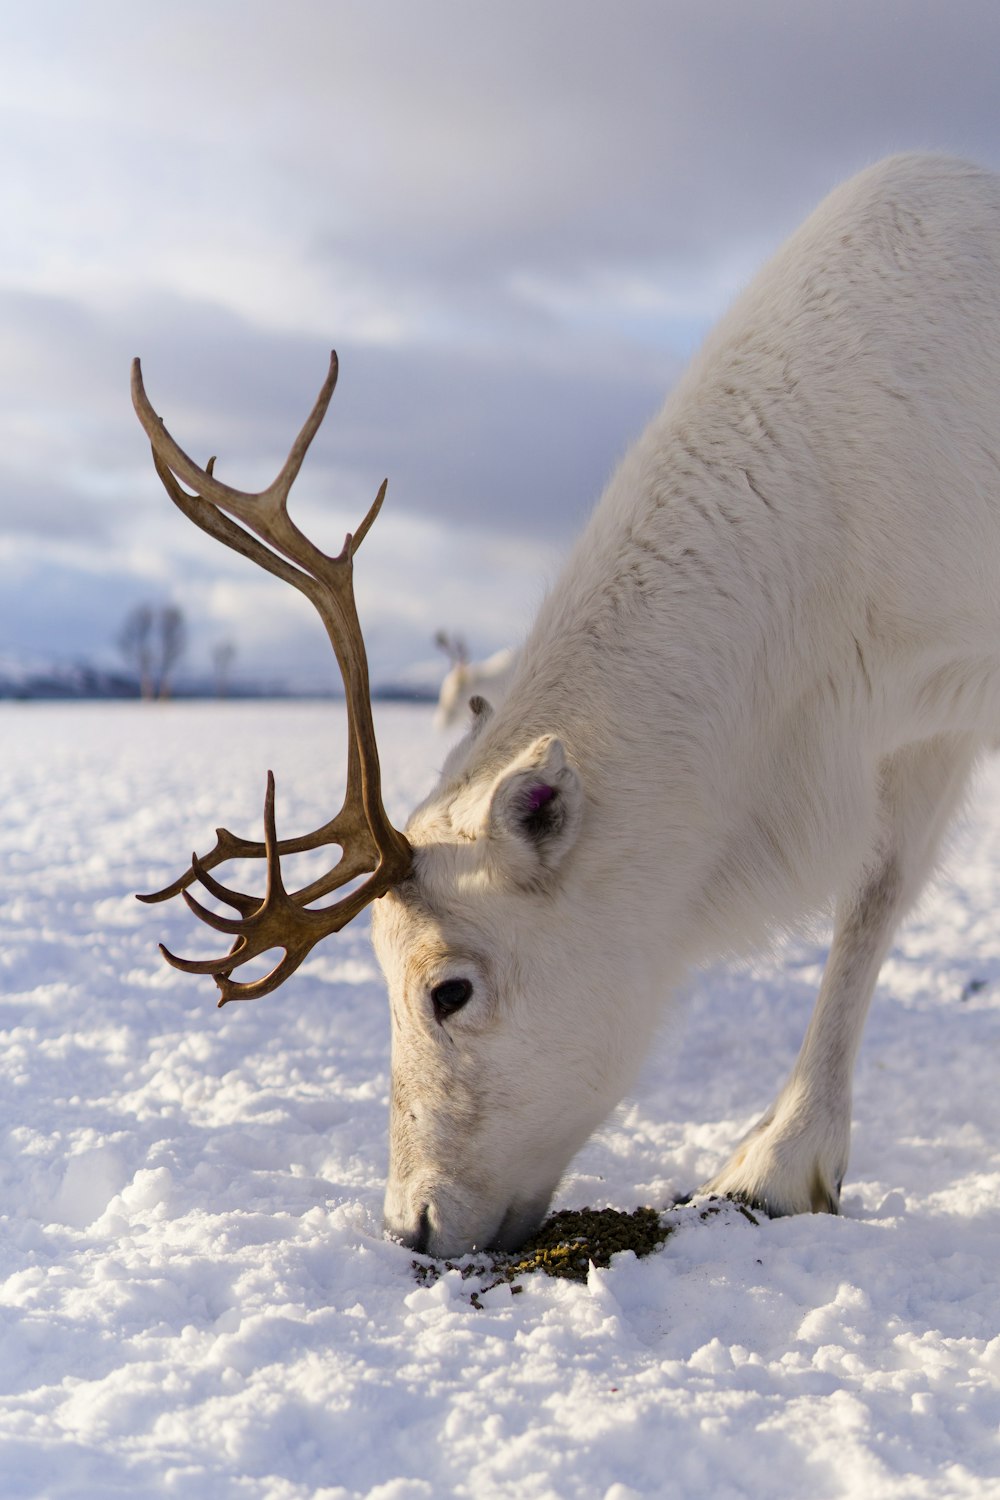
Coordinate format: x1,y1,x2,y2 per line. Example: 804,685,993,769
703,733,979,1215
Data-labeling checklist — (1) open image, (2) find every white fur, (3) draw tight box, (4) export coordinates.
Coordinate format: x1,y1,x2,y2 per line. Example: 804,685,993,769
434,645,517,730
372,153,1000,1257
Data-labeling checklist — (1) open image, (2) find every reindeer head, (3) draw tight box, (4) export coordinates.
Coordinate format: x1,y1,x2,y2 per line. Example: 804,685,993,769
433,630,472,731
371,729,616,1253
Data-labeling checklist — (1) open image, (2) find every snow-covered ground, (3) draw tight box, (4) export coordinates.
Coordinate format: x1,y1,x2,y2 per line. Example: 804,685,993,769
1,701,998,1500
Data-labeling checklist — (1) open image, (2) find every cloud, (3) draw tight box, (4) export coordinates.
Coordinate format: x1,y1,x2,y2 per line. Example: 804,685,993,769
0,278,674,684
3,1,1000,684
10,3,1000,319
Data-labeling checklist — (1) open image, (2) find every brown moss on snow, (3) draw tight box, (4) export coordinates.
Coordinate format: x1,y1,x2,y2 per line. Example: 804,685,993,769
412,1205,674,1299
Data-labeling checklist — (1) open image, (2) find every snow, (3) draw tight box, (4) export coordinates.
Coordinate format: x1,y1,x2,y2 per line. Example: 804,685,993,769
1,700,999,1500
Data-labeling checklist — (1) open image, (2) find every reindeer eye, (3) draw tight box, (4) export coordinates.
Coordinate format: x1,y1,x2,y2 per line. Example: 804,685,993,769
431,978,473,1021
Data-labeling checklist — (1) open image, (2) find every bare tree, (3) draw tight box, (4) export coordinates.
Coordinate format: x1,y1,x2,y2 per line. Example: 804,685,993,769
118,603,155,699
212,640,237,698
157,605,186,700
118,602,186,700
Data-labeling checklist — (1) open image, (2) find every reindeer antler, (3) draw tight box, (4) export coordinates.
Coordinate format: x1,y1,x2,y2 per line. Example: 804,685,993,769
131,352,412,1004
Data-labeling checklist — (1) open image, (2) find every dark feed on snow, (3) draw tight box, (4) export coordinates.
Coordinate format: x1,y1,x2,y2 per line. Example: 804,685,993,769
412,1205,673,1297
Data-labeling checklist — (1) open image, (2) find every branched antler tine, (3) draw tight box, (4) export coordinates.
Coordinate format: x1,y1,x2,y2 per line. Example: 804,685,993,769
190,854,260,918
266,350,339,504
150,447,320,603
138,792,377,905
138,873,195,906
132,357,255,513
139,821,375,909
348,478,388,558
215,950,307,1005
159,940,248,977
172,857,395,1004
168,775,309,948
262,770,289,901
181,890,252,935
210,892,372,1005
130,354,339,529
212,880,386,1005
291,844,374,906
136,386,333,614
138,841,263,906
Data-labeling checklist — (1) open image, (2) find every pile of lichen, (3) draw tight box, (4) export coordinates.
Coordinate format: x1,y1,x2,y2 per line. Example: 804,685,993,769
412,1205,672,1302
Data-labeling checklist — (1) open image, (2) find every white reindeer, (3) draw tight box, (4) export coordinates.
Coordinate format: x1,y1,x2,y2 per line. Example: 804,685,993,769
134,153,1000,1260
434,630,517,731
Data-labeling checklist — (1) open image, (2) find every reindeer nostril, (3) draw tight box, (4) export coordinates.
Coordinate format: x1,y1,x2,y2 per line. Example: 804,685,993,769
411,1204,431,1255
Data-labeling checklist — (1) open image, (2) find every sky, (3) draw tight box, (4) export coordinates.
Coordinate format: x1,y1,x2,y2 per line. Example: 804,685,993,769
4,1,1000,691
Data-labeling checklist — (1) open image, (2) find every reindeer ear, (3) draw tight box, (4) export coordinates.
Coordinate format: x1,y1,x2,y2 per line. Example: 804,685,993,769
468,694,494,737
487,736,583,884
